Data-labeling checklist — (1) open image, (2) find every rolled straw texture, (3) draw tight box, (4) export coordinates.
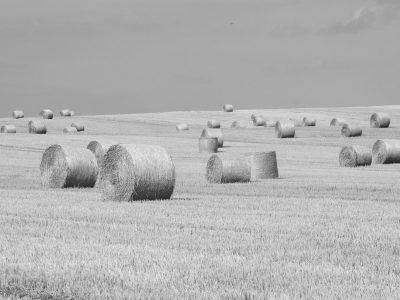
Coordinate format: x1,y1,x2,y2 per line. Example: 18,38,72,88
341,124,362,137
372,139,400,164
330,118,347,126
275,121,295,138
249,152,279,180
12,110,24,119
339,146,372,167
1,125,17,133
40,145,98,188
71,123,85,132
223,104,234,112
370,113,390,128
201,128,223,147
63,127,77,134
87,141,115,167
60,109,72,117
206,154,251,183
176,123,189,131
207,120,221,128
302,117,316,126
40,109,53,119
253,116,266,126
28,120,47,134
100,144,175,201
199,137,218,153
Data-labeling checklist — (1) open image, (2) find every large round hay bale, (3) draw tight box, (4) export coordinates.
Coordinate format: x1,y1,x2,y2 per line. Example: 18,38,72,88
199,137,218,153
275,121,295,138
100,144,175,201
63,126,77,134
40,109,53,119
60,109,72,117
341,124,362,137
1,125,17,133
223,104,234,112
339,146,372,167
40,145,98,188
249,152,279,180
71,122,85,132
253,116,266,127
28,120,47,134
207,120,221,128
372,140,400,164
330,118,346,126
206,154,251,183
12,110,24,119
201,128,223,147
176,123,189,131
302,117,316,126
370,113,390,128
87,141,116,167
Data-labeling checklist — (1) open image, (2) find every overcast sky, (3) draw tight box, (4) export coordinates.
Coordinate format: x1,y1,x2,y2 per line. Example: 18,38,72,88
0,0,399,117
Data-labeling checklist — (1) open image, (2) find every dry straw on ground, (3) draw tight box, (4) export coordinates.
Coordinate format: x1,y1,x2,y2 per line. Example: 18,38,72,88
176,123,189,131
330,118,346,126
40,109,53,119
12,110,24,119
87,141,116,168
372,140,400,164
302,117,316,126
207,120,221,128
370,113,390,128
223,104,234,112
40,145,98,188
341,124,362,137
199,137,218,153
339,146,372,167
28,120,47,134
100,144,175,201
201,128,224,147
63,127,77,134
275,121,295,138
60,109,72,117
206,154,251,183
249,152,279,180
265,120,277,127
71,123,85,132
1,125,17,133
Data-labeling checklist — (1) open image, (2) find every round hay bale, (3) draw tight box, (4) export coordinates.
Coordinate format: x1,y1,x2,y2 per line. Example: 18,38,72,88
60,109,72,117
249,152,279,180
40,109,53,119
87,141,116,167
201,128,223,147
330,118,346,126
372,140,400,164
207,120,221,128
339,146,372,167
71,122,85,132
12,110,24,119
100,144,175,201
231,121,240,128
253,116,266,126
275,121,295,138
370,113,390,128
199,137,218,153
28,120,47,134
1,125,17,133
206,154,251,183
302,117,316,126
341,124,362,137
63,126,77,134
40,145,98,188
223,104,234,112
176,123,189,131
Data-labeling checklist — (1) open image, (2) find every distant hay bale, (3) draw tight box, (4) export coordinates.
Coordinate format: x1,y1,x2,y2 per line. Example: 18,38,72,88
1,125,17,133
12,110,24,119
330,118,346,126
302,117,316,126
60,109,72,117
249,152,279,180
339,146,372,167
70,110,75,116
199,137,218,153
40,109,53,119
207,120,221,128
201,128,224,147
28,120,47,134
71,122,85,132
40,145,98,188
231,121,240,128
372,140,400,164
251,114,257,122
100,144,175,201
206,154,251,183
370,113,390,128
252,116,266,127
341,124,362,137
176,123,189,131
223,104,234,112
63,126,77,134
275,121,295,138
289,118,303,127
87,141,115,167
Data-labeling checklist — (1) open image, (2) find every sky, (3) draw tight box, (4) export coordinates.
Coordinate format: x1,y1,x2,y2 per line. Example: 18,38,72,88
0,0,399,117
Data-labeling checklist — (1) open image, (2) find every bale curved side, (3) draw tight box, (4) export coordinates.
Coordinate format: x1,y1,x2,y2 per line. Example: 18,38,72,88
201,128,224,147
87,141,115,168
12,110,24,119
207,120,221,128
60,109,72,117
176,123,189,131
341,124,362,137
302,117,316,126
71,123,85,132
206,154,251,183
330,118,346,126
223,104,234,112
339,146,372,167
100,144,175,201
249,152,279,180
28,120,47,134
1,125,17,133
275,121,295,138
370,113,390,128
253,116,266,127
199,137,218,153
63,127,77,134
372,140,400,164
40,109,54,119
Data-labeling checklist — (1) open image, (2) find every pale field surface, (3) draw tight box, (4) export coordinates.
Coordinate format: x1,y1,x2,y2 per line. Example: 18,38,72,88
0,106,400,299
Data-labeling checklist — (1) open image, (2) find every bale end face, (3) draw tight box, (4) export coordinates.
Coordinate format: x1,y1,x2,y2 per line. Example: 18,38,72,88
339,146,372,167
370,113,390,128
372,140,400,164
275,121,295,138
